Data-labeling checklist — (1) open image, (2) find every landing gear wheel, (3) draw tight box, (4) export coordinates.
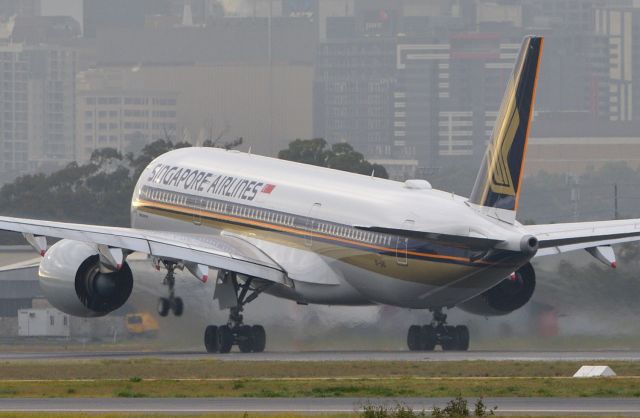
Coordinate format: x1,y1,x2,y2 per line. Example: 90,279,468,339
158,262,184,317
454,325,470,351
217,325,233,354
237,325,253,353
171,297,184,317
441,325,457,351
405,309,470,352
157,297,170,317
251,325,266,353
407,325,422,351
203,271,271,354
204,325,219,353
421,325,437,351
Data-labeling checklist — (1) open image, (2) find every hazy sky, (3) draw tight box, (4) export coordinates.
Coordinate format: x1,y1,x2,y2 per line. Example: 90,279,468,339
41,0,83,28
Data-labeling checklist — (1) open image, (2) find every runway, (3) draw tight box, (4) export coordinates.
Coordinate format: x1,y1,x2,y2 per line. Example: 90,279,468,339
1,397,640,415
1,350,640,361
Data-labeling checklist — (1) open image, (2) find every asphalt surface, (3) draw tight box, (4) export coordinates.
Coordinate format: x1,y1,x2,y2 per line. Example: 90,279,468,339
0,397,640,415
2,350,640,361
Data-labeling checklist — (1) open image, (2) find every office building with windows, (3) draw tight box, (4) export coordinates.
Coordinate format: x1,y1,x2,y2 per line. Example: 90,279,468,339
76,69,178,162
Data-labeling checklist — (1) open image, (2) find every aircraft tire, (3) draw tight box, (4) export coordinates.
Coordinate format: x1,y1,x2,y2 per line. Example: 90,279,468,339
204,325,219,353
440,326,456,351
217,325,233,353
407,325,422,351
157,297,170,317
251,325,266,353
171,297,184,317
421,325,437,351
455,325,470,351
238,325,253,353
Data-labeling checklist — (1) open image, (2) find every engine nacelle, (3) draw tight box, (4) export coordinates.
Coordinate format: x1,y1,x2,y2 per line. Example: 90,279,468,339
458,262,536,316
39,239,133,317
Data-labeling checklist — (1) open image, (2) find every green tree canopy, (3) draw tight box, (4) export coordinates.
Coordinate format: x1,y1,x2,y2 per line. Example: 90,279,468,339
0,136,243,240
278,138,388,179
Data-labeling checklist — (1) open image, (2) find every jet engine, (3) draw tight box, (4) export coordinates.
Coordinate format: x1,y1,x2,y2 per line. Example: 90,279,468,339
39,239,133,317
458,262,536,316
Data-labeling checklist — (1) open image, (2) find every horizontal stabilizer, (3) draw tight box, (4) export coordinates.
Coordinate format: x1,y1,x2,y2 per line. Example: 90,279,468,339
526,219,640,257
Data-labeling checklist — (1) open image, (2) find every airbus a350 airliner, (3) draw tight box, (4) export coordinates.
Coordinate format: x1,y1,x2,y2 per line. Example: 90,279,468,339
1,36,638,352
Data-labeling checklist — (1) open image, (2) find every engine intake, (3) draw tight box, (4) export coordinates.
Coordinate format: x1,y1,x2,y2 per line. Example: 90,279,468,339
458,262,536,316
39,240,133,317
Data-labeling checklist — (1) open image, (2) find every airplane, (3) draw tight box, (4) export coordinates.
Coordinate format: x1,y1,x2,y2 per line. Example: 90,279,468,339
1,35,638,353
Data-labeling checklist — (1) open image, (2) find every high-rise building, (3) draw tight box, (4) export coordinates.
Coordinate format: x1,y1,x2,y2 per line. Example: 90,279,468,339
75,69,178,162
314,4,525,178
83,0,169,37
0,0,40,18
522,0,623,117
594,5,640,121
86,16,316,156
0,43,76,180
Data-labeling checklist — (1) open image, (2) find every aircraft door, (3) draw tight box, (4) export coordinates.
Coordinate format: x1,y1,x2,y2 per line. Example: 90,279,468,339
305,203,322,247
395,219,414,266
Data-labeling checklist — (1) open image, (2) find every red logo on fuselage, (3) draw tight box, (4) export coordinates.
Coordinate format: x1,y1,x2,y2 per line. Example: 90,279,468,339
261,184,276,194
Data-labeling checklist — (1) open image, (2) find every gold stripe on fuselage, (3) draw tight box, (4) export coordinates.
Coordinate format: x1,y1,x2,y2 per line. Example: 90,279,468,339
133,199,494,285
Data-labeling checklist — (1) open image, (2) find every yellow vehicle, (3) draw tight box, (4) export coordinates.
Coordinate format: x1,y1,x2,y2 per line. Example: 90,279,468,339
124,312,159,337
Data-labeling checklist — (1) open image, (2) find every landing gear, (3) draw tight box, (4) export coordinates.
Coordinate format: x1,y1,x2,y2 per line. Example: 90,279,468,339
407,309,469,351
204,271,269,353
157,261,184,317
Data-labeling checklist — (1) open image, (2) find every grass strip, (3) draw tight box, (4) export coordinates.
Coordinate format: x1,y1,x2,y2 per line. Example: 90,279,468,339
0,415,629,418
0,377,639,398
0,359,639,380
0,414,356,418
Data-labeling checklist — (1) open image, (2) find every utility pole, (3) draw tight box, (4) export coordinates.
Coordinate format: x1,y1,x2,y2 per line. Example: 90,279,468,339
614,183,619,220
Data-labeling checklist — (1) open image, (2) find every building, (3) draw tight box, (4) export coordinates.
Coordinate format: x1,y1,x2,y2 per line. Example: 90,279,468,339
86,16,316,156
0,0,40,18
593,4,640,122
0,43,77,181
83,0,169,38
76,68,178,162
527,112,640,174
314,3,525,177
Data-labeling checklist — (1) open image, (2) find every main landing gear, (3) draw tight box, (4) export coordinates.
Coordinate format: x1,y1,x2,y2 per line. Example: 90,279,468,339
204,271,269,354
157,261,184,317
407,309,469,351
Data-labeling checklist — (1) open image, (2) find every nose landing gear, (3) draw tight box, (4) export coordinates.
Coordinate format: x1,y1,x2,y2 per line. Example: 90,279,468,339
157,261,184,317
407,309,469,351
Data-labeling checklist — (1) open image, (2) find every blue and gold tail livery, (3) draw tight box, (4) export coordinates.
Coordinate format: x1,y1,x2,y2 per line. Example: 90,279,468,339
469,36,543,214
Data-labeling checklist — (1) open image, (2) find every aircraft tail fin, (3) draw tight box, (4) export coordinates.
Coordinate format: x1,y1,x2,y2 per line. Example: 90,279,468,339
469,36,543,217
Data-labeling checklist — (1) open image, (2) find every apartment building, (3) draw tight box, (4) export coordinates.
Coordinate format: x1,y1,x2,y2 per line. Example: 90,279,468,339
0,43,76,180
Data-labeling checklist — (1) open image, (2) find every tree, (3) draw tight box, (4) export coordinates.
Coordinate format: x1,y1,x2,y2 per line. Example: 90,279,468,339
0,134,244,238
278,138,388,179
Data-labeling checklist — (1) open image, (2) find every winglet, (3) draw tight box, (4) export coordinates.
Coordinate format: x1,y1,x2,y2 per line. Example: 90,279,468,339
469,36,543,216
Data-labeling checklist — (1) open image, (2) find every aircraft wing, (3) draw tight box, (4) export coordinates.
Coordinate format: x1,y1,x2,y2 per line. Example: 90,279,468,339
524,219,640,257
0,216,290,286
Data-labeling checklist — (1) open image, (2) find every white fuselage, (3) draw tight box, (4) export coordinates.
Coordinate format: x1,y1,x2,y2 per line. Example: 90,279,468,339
131,148,534,309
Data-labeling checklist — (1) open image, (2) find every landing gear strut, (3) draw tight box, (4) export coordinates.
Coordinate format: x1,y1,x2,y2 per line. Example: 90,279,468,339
157,261,184,317
407,309,469,351
204,271,269,354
